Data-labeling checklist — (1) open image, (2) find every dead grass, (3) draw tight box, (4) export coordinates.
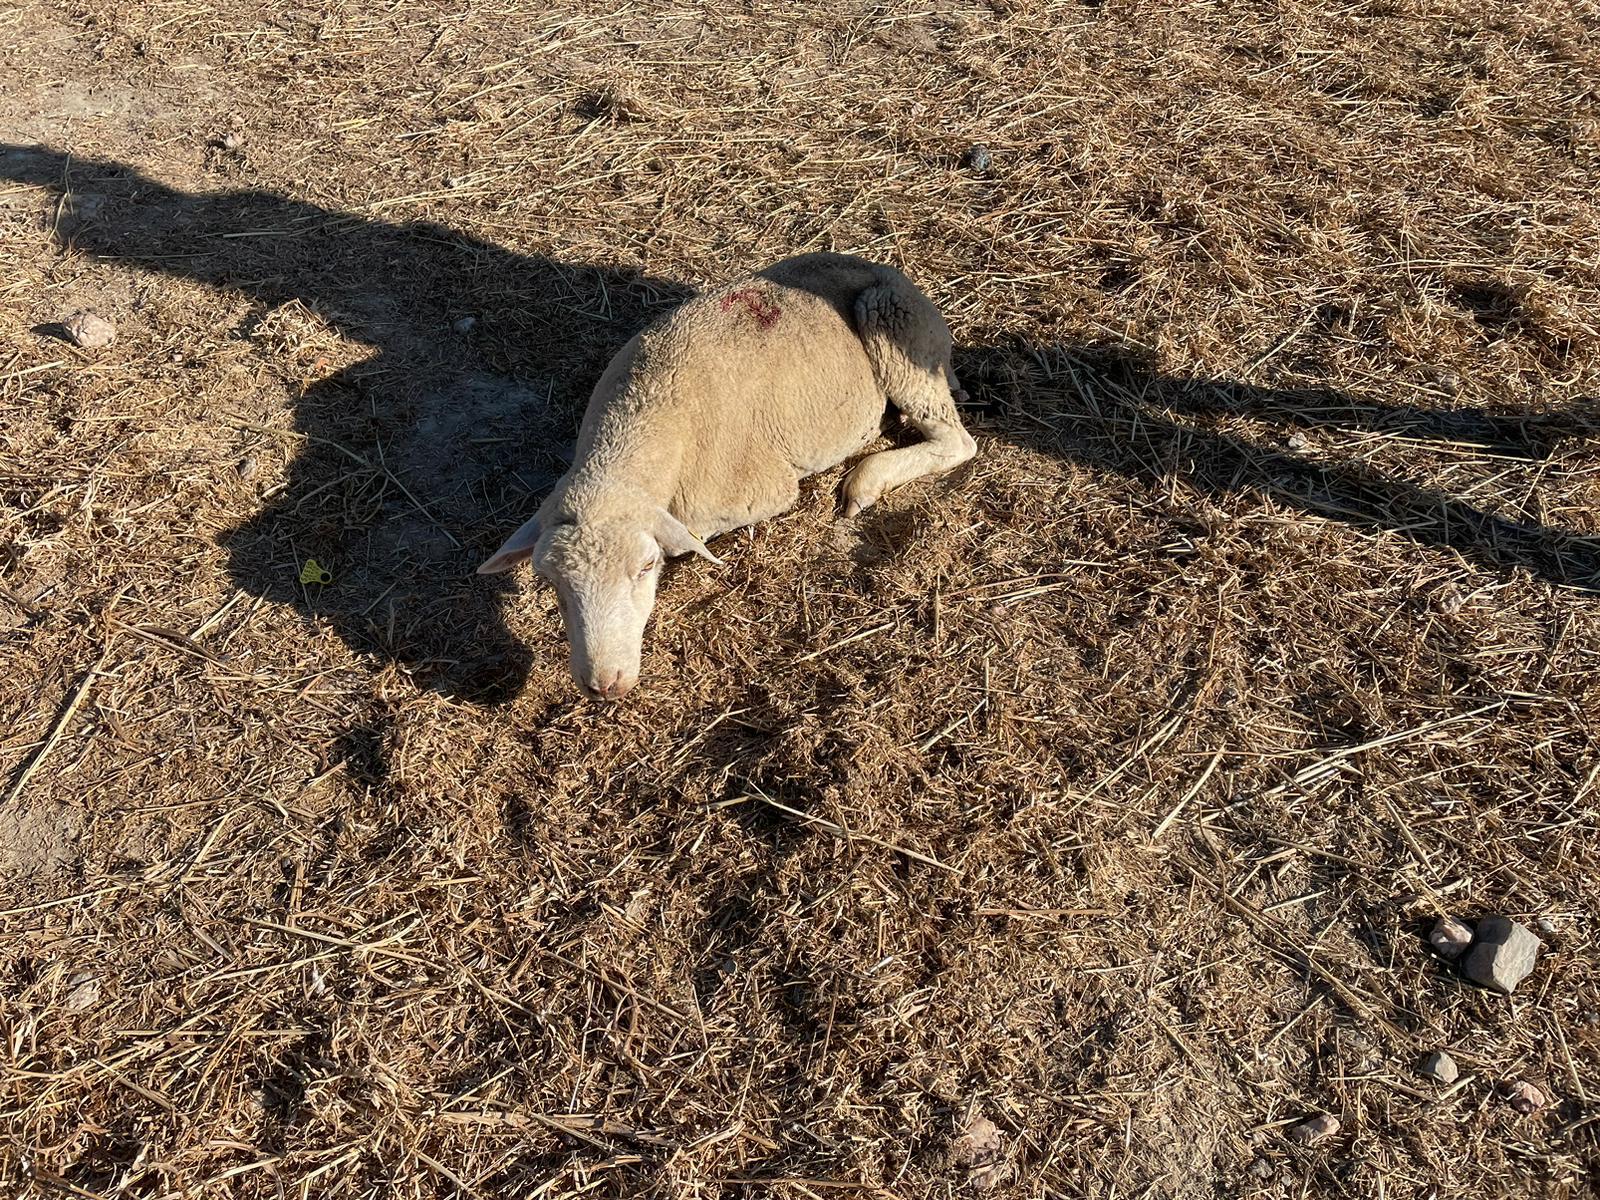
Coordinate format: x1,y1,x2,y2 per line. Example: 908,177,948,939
1,1,1598,1197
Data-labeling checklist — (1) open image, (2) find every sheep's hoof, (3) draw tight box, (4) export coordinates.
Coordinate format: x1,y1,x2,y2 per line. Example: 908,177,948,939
842,485,878,518
841,476,880,519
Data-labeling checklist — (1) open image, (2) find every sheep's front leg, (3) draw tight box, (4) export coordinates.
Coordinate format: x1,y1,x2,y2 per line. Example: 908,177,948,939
842,376,976,518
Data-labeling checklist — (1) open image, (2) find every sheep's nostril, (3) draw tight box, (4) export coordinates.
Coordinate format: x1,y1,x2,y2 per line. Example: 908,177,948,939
589,670,635,699
582,670,629,699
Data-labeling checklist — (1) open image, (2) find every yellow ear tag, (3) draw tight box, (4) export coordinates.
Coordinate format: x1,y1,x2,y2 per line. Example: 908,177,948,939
300,559,333,585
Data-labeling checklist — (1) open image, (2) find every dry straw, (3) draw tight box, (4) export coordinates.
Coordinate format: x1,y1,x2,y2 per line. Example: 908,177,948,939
2,1,1597,1198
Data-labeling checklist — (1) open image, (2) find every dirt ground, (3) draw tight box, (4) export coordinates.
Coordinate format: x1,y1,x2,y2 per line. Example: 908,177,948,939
2,1,1599,1197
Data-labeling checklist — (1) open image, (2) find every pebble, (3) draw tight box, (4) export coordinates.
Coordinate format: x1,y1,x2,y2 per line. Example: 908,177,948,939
1417,1050,1459,1084
236,455,259,480
1428,916,1474,960
61,309,116,348
1504,1080,1546,1115
64,974,101,1012
953,1114,1010,1192
965,144,993,173
1536,916,1557,934
1285,431,1310,451
452,315,478,334
1461,916,1542,994
219,131,245,151
1287,1114,1340,1145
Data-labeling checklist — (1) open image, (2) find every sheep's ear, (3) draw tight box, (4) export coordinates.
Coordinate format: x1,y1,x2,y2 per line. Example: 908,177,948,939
653,508,721,565
477,514,542,574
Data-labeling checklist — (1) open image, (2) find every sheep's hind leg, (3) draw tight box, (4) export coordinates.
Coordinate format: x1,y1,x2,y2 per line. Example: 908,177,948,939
845,287,977,518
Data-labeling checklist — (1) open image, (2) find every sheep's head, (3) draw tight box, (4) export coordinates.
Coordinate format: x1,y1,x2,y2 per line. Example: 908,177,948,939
478,506,718,699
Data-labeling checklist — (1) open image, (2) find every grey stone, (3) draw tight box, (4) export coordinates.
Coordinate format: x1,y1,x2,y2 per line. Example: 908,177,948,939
965,144,992,173
1504,1080,1546,1114
1461,916,1542,994
1288,1113,1340,1145
61,309,115,348
1428,917,1473,960
1417,1051,1458,1084
64,973,100,1011
953,1114,1010,1192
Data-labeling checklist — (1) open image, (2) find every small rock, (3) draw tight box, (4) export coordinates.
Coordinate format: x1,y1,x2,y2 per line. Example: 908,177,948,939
1433,583,1465,615
452,315,478,334
1503,1080,1546,1114
1461,916,1542,994
64,974,101,1011
1428,917,1474,960
236,455,259,480
1248,1158,1274,1180
952,1114,1010,1192
1417,1051,1459,1084
1285,431,1310,451
61,309,116,348
1535,916,1556,934
1287,1114,1340,1145
964,144,992,173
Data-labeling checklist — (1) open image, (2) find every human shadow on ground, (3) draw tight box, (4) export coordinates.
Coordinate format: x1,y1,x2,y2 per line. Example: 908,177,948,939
3,144,691,703
3,144,1596,710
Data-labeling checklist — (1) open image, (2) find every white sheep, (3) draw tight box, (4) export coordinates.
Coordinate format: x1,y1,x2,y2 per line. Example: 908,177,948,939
477,251,977,698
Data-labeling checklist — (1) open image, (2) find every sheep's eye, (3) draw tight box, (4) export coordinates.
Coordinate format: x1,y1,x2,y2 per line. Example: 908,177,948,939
636,559,658,579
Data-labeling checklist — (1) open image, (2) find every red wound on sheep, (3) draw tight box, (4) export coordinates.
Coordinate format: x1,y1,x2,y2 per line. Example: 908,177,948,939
720,286,781,329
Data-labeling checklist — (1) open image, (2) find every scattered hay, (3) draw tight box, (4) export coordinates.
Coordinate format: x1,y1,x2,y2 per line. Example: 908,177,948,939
1,1,1597,1198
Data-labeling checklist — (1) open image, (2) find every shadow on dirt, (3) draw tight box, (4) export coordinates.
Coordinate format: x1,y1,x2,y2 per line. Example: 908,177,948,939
3,144,690,704
3,144,1596,708
961,340,1598,593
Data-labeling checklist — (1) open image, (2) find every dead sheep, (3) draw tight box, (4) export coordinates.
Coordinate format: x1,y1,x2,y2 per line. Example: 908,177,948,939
478,251,977,698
